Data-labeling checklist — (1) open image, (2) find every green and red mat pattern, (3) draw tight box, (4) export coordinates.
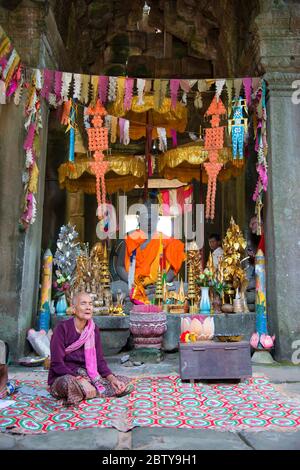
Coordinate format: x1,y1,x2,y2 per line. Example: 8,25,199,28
0,376,300,433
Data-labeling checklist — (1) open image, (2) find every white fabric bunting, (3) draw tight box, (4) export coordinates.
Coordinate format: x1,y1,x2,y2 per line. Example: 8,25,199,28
137,78,145,105
61,72,72,102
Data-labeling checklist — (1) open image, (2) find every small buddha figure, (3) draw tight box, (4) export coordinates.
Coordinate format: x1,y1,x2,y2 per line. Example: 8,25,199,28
116,289,125,308
91,278,97,295
104,289,112,309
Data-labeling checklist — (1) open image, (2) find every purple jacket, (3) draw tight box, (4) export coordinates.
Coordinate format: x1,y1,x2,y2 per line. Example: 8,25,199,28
48,318,112,386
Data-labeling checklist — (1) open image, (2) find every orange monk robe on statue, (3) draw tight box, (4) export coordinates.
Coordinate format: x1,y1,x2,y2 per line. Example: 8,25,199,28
125,229,186,286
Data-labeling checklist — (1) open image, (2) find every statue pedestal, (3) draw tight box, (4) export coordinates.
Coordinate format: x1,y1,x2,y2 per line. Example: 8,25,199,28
251,350,276,365
130,348,165,363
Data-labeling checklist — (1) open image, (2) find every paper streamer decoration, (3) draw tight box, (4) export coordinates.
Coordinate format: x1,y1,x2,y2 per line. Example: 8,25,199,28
124,77,134,111
234,78,243,99
243,77,252,107
81,74,90,104
170,79,180,109
194,80,208,109
226,79,233,116
108,76,118,102
41,69,54,101
98,75,109,104
144,79,152,94
215,79,225,101
137,78,145,105
61,72,72,102
54,70,63,103
91,75,99,105
154,79,168,110
117,77,126,109
73,73,82,101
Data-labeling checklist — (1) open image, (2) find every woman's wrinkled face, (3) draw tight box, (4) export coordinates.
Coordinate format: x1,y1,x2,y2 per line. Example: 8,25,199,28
73,293,93,321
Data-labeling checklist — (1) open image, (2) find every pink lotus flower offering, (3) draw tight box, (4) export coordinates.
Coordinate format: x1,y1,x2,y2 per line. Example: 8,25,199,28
180,315,215,341
250,332,275,350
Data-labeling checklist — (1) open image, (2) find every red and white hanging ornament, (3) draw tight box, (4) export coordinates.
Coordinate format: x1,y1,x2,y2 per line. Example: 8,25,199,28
203,95,226,221
86,100,109,220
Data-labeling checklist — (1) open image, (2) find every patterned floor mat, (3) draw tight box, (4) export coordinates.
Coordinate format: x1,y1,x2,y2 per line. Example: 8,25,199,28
1,375,300,434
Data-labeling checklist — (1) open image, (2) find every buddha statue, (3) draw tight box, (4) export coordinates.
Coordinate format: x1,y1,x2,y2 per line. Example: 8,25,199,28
110,199,186,309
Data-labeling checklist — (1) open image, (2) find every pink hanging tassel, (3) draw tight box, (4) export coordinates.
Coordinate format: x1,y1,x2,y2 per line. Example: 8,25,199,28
170,79,180,109
243,77,252,107
257,164,268,191
98,76,108,104
23,123,36,150
252,180,260,201
41,69,54,101
54,71,63,102
171,128,177,148
6,78,18,97
124,78,134,111
6,64,21,97
0,57,7,71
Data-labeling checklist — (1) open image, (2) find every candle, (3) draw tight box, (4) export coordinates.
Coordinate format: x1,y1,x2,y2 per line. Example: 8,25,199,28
40,249,53,308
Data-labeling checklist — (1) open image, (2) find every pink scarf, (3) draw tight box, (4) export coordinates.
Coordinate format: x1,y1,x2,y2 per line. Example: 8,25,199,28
65,319,105,394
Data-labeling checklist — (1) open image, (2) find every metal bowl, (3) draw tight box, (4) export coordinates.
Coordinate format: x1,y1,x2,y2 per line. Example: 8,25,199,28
216,335,244,342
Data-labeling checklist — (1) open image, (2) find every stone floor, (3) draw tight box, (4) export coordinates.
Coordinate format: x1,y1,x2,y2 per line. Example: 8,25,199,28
1,352,300,450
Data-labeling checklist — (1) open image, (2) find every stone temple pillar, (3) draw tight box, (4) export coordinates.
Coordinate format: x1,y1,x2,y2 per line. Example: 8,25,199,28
254,2,300,361
264,72,300,361
0,1,71,359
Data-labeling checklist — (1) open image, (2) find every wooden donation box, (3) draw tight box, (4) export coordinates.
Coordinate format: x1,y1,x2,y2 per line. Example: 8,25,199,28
179,341,252,381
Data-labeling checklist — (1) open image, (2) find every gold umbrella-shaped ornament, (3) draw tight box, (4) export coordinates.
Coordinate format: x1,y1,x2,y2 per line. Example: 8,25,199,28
58,153,146,194
158,142,243,184
58,128,145,194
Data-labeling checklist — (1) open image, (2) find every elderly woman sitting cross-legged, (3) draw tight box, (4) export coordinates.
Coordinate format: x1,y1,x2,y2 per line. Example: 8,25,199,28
48,292,133,405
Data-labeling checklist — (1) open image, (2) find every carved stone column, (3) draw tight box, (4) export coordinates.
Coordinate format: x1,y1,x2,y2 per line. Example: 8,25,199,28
253,2,300,361
0,1,70,358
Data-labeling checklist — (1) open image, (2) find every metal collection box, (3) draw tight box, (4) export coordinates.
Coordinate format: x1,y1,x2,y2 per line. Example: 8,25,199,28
179,340,252,381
